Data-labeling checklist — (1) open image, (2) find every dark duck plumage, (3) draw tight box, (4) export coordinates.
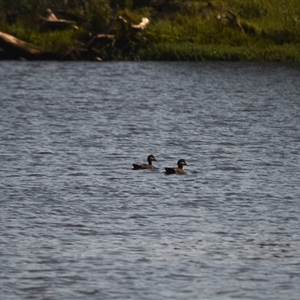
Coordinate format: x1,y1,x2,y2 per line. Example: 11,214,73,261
165,159,188,174
132,155,157,170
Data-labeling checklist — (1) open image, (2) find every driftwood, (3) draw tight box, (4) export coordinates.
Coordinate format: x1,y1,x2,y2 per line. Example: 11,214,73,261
131,18,150,30
39,17,76,30
39,9,76,31
226,10,244,33
0,31,57,60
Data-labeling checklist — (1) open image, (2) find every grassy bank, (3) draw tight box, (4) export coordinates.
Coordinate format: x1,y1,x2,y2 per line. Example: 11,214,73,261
0,0,300,61
139,0,300,61
140,43,300,62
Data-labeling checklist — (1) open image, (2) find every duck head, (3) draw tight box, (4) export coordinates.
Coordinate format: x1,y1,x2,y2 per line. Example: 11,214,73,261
147,154,156,165
177,159,187,168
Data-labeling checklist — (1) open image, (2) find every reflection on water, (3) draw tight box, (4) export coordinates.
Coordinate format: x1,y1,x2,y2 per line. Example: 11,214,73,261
1,61,300,299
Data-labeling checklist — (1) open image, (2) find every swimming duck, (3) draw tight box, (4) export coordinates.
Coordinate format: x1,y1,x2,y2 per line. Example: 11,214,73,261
165,159,188,174
132,154,156,170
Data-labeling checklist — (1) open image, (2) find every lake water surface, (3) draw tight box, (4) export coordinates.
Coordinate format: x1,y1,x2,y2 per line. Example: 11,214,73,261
1,61,300,299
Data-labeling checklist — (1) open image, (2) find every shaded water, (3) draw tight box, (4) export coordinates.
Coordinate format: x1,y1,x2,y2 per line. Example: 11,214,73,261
1,61,300,299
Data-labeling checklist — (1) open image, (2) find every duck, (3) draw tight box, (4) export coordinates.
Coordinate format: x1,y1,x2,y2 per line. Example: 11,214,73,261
165,159,188,174
132,154,157,170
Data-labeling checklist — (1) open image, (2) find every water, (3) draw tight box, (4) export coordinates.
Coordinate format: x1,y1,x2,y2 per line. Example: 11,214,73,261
1,61,300,300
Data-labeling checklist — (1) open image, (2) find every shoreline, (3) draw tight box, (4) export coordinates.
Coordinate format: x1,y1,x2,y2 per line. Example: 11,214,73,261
1,1,300,62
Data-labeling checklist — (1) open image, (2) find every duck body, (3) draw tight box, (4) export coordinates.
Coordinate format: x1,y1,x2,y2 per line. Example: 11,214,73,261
165,159,187,174
133,155,156,170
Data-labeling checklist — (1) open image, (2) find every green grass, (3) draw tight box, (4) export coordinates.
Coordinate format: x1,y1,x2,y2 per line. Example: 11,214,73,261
138,0,300,61
1,0,300,61
140,42,300,62
1,19,85,54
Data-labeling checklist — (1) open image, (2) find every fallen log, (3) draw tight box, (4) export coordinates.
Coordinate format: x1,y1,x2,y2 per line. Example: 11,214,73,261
131,18,150,30
0,31,57,60
39,17,77,31
39,9,77,31
226,10,244,33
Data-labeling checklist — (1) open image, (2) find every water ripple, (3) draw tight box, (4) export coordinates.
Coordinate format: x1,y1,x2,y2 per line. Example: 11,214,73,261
1,61,300,300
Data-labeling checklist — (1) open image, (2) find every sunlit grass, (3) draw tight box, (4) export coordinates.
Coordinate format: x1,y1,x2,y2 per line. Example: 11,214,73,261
140,42,300,62
1,20,85,54
138,0,300,61
1,0,300,61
